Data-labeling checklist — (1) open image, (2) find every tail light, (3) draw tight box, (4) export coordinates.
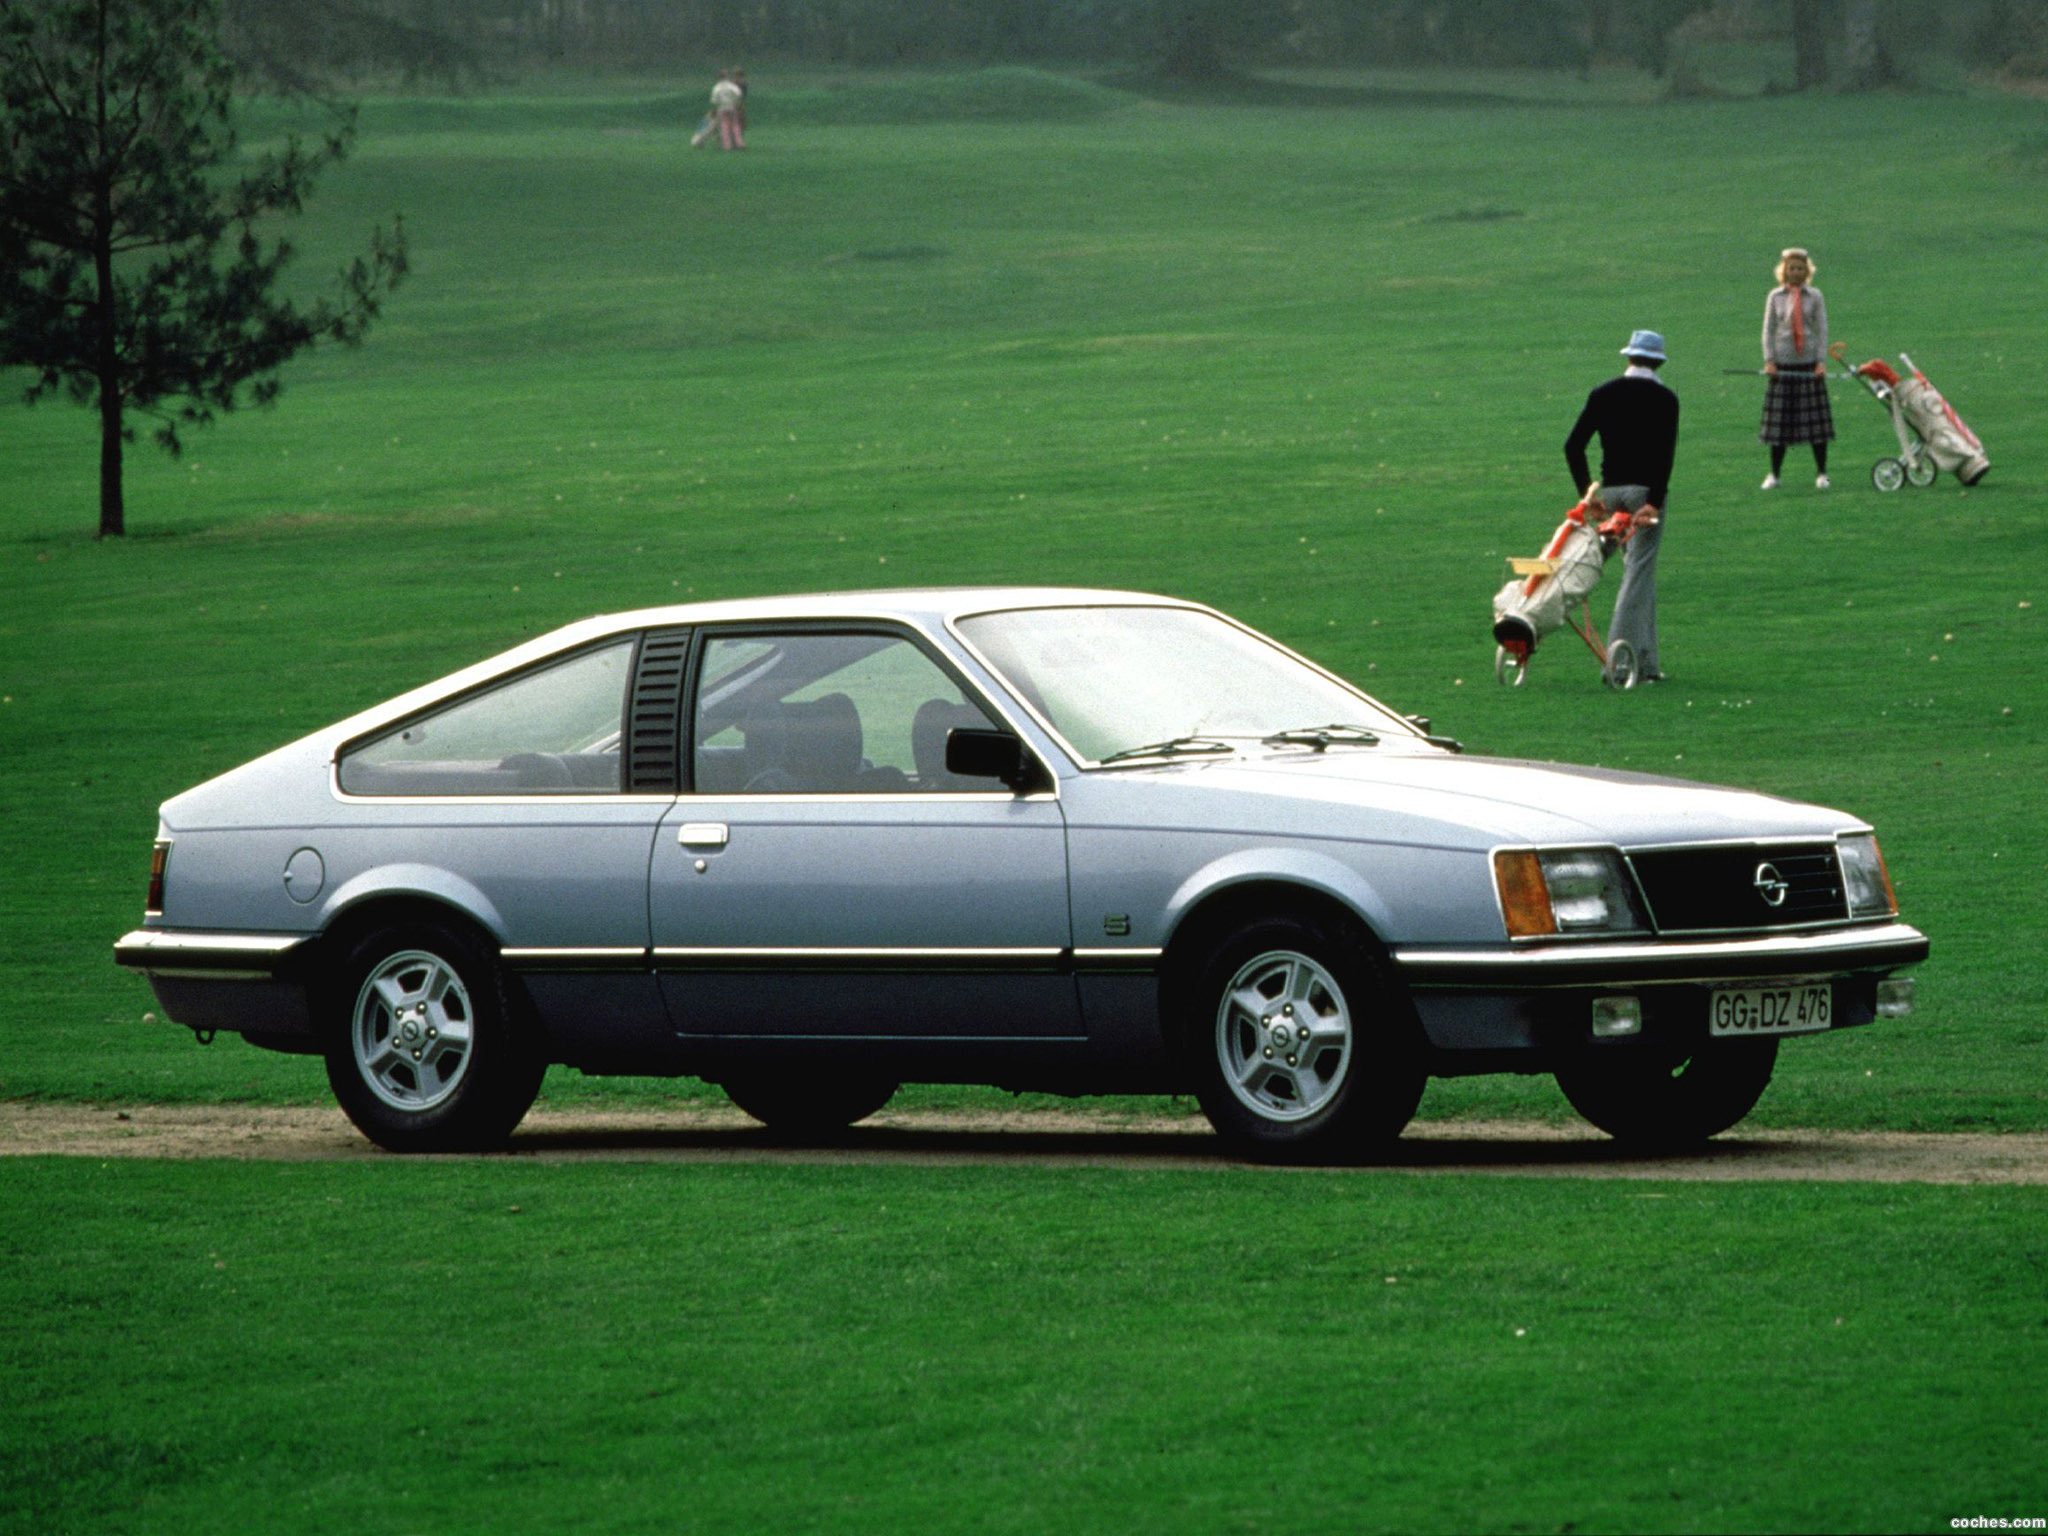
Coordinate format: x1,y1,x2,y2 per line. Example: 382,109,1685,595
146,842,170,916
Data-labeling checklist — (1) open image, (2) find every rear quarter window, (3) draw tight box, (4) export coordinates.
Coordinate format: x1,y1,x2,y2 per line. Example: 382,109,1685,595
339,640,635,796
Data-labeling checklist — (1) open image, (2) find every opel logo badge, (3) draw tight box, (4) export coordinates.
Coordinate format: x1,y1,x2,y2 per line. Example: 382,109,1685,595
1753,862,1789,908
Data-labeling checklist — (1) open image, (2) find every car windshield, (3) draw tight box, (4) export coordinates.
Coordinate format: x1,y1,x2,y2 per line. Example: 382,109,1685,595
955,605,1408,764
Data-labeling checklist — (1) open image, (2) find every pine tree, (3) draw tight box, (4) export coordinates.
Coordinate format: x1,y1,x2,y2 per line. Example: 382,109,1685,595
0,0,406,537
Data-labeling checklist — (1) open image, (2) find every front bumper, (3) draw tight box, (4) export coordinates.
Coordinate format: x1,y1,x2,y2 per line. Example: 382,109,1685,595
1391,921,1929,1066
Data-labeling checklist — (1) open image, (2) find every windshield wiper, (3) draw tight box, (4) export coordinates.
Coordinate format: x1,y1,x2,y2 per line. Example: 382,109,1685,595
1261,723,1382,752
1097,736,1239,765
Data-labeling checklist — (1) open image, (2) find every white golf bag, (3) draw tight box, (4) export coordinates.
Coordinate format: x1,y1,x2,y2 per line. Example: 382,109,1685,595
1492,519,1609,655
1894,354,1989,485
1847,351,1990,490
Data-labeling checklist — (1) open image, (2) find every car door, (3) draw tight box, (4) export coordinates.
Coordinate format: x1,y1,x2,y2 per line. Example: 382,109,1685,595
650,626,1080,1040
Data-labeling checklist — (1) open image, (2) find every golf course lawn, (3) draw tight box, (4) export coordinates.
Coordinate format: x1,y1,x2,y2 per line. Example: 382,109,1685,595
3,66,2045,1532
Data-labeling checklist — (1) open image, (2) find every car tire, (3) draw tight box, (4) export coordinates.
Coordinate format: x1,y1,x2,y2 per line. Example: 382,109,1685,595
721,1073,898,1140
323,921,545,1152
1554,1039,1778,1148
1185,913,1425,1163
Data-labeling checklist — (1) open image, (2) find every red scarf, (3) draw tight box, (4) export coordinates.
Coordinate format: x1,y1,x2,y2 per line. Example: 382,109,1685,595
1788,286,1805,353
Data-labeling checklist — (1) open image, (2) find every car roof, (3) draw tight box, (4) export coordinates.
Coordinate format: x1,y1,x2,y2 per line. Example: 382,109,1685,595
583,585,1193,633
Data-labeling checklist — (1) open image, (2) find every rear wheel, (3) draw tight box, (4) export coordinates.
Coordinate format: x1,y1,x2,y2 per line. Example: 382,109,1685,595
323,921,545,1152
1905,453,1939,488
1871,457,1906,492
1554,1039,1778,1148
1186,913,1424,1163
1495,645,1528,687
722,1073,897,1140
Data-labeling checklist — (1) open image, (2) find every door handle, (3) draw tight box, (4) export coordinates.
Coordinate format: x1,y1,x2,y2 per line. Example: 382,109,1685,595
677,822,729,849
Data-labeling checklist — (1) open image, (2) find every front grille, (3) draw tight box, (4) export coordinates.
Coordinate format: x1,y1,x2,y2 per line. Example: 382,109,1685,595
1628,843,1847,933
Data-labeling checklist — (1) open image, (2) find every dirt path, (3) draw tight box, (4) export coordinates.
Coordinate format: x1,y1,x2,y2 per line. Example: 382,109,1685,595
5,1101,2047,1183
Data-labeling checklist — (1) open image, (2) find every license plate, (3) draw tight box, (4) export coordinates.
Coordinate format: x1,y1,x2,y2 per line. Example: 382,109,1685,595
1709,983,1832,1037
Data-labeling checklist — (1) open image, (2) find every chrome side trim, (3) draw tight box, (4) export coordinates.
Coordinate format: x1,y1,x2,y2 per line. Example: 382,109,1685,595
655,946,1064,959
1072,948,1164,969
504,944,1161,975
1394,922,1928,990
500,947,650,971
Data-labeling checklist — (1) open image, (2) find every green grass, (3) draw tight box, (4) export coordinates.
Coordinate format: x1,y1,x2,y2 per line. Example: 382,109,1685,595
4,1158,2043,1533
5,67,2047,1534
3,69,2045,1133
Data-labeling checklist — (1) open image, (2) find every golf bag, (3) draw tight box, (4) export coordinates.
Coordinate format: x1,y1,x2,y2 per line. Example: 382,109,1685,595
1491,509,1610,659
1854,354,1990,486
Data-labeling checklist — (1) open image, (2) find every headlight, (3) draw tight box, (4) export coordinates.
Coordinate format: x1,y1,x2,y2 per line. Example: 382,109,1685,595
1837,834,1897,918
1493,848,1648,938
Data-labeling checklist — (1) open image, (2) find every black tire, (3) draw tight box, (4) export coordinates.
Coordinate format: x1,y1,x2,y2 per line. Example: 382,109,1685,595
1554,1039,1778,1149
323,920,545,1152
1183,912,1425,1164
721,1073,898,1141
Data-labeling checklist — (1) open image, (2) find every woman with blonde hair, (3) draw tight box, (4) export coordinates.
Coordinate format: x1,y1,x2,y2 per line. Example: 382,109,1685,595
1759,246,1833,489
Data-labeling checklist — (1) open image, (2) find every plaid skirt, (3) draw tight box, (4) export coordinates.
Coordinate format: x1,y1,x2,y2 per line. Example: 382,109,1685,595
1760,370,1835,445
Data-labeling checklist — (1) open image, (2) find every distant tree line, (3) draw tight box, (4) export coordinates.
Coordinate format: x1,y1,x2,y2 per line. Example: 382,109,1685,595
215,0,2048,85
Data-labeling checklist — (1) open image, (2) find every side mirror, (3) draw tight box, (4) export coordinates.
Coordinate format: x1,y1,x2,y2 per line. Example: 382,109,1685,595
945,728,1043,793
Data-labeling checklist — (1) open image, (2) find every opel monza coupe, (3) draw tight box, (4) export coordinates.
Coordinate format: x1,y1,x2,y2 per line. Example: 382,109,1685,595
117,589,1928,1159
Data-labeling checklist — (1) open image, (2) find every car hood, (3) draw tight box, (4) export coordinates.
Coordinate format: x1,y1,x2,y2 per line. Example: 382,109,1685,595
1066,748,1866,850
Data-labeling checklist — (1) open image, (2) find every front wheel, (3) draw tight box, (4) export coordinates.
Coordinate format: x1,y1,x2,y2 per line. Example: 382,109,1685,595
1871,457,1906,492
1186,914,1424,1163
324,921,545,1152
1554,1039,1778,1149
1603,638,1638,690
1905,453,1939,488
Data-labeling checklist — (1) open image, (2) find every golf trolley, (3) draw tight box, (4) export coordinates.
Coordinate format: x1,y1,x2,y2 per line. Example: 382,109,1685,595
1832,342,1990,491
1490,484,1640,690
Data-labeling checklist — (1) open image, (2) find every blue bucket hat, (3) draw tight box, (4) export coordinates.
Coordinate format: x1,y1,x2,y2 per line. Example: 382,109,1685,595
1621,329,1668,364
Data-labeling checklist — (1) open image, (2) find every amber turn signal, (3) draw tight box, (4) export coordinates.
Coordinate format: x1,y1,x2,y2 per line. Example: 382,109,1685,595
146,841,169,916
1493,849,1557,938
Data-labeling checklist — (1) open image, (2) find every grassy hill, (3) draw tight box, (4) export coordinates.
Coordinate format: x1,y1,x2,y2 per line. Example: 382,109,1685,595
3,68,2043,1129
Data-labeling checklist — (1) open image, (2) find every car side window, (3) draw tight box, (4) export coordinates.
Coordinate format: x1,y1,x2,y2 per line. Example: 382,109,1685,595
694,632,997,795
339,640,636,796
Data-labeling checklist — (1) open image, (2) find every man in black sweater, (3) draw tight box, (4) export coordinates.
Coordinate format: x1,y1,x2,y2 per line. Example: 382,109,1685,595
1564,329,1680,684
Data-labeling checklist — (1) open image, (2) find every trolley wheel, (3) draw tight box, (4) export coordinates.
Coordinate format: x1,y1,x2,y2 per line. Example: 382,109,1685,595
1495,645,1528,687
1871,458,1906,492
1905,454,1938,489
1603,639,1639,691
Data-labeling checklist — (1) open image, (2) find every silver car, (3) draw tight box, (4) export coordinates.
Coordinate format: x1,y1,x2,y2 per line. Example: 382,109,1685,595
116,588,1928,1159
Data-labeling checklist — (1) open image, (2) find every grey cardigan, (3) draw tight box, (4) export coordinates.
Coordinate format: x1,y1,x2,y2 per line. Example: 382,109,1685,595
1762,284,1828,367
